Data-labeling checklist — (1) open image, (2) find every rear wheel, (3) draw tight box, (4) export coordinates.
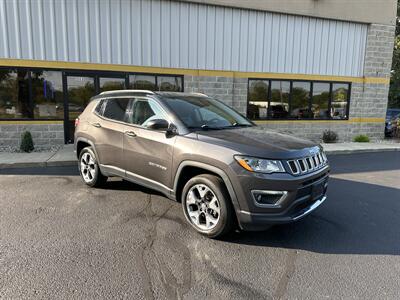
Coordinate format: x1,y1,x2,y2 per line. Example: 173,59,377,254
79,146,107,187
181,174,235,238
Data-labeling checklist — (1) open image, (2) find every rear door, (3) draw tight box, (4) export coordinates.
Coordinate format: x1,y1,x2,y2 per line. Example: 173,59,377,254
123,98,176,190
91,97,131,169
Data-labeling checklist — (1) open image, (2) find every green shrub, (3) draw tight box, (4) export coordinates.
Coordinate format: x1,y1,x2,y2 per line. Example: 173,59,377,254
20,131,34,152
353,134,370,143
322,130,338,143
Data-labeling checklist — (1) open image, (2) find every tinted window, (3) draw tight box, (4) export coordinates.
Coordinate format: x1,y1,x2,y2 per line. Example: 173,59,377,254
95,100,104,115
99,77,125,92
103,98,130,121
247,79,351,120
0,69,31,119
158,76,183,91
290,82,311,119
129,75,157,90
270,81,290,119
31,70,63,119
247,80,268,120
312,82,330,119
130,99,168,127
332,83,349,119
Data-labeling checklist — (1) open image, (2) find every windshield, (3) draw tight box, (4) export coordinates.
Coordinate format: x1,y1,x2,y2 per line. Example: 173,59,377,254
163,96,253,129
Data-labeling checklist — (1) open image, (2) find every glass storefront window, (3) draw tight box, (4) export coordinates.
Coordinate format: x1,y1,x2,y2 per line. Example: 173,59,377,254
247,80,269,120
31,70,63,119
0,69,31,119
291,81,311,119
99,77,126,92
129,75,157,90
270,81,290,119
312,82,330,119
332,83,349,119
158,76,182,91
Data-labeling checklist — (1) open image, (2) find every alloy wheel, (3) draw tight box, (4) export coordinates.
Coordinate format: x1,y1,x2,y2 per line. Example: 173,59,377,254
80,152,96,183
185,184,221,231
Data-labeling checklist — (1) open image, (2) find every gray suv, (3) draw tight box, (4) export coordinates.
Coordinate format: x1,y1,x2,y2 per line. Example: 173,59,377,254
74,90,329,238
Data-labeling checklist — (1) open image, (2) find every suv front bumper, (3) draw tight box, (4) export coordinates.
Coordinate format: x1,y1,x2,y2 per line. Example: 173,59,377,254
229,166,330,231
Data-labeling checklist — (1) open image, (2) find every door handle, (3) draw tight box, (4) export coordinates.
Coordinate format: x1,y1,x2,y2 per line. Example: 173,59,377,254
91,122,101,128
125,131,137,137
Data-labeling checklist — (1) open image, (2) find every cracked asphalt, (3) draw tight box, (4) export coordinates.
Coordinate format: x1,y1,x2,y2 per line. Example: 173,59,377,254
0,152,399,299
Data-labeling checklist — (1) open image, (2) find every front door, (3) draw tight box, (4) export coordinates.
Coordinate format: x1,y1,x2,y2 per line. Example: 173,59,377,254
64,75,96,143
123,98,176,191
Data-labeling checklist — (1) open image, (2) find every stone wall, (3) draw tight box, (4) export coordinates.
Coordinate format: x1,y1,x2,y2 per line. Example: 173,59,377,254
0,123,64,150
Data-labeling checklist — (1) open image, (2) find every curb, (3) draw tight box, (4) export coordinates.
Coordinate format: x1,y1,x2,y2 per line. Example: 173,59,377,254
0,160,77,169
325,147,400,155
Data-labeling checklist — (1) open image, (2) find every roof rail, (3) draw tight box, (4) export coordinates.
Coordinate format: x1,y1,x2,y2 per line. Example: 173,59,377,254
99,89,155,96
190,92,208,97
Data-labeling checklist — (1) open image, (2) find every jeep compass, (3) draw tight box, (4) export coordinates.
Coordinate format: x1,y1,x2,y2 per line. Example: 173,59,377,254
74,90,329,238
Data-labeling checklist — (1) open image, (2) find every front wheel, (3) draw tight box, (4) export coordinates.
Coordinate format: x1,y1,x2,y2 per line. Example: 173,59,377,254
78,146,107,187
181,174,235,238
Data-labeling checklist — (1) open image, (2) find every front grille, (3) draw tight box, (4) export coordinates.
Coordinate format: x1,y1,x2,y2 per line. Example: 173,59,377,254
287,150,328,175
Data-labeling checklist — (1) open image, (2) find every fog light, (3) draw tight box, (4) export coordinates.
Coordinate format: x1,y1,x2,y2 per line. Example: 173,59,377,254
251,190,288,207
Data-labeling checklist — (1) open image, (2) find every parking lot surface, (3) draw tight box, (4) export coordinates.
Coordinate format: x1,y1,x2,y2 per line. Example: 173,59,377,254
0,152,399,299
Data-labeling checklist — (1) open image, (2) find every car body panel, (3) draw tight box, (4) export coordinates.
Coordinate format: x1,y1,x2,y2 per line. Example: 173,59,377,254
74,90,330,231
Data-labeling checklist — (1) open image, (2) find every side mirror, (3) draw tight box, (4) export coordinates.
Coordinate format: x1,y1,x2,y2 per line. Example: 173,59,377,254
146,119,169,130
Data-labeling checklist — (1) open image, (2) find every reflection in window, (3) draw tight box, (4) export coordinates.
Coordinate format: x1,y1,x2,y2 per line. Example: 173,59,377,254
291,81,311,119
130,99,167,127
332,83,348,119
129,75,156,90
247,80,268,120
312,82,330,119
103,98,130,122
158,76,182,91
99,77,125,92
0,69,31,119
31,71,63,119
270,81,290,119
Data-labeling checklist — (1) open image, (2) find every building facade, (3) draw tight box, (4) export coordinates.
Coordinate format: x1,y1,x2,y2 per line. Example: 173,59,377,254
0,0,396,148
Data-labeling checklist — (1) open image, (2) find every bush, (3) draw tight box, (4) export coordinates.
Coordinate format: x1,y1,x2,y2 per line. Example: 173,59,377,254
322,130,338,143
20,131,34,152
353,134,370,142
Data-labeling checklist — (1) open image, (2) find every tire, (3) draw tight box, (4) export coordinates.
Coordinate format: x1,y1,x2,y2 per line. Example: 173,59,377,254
181,174,235,238
78,146,107,187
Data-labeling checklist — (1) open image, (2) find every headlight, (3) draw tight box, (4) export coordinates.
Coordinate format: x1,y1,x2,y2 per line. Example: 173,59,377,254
234,155,285,173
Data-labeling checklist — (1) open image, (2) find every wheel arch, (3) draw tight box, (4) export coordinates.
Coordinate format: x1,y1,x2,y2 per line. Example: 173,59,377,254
173,161,241,214
75,138,99,161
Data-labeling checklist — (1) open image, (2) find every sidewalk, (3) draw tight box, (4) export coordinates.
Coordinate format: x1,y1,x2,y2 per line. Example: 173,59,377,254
321,142,400,155
0,144,76,169
0,142,399,169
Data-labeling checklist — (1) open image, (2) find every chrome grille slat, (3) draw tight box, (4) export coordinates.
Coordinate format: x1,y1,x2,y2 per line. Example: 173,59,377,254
286,150,327,175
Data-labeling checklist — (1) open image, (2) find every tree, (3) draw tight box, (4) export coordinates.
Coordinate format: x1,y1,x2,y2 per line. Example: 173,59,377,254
388,1,400,108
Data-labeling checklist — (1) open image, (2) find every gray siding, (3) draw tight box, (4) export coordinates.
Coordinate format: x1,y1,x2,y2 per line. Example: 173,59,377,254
0,0,367,77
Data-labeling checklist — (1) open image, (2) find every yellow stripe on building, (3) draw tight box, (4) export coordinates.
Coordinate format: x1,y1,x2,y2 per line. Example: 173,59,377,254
0,58,390,85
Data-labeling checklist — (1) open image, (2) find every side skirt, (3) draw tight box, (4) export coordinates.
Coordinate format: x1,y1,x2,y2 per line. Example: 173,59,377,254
99,164,174,199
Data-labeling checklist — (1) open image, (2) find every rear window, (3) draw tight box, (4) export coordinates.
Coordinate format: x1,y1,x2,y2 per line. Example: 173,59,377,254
94,100,104,115
102,98,130,122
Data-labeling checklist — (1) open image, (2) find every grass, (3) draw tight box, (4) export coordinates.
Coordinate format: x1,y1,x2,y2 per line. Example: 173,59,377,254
353,134,370,142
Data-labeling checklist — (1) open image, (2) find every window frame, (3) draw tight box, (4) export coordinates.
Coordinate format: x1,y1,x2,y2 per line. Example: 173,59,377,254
0,66,184,121
126,97,171,130
247,78,351,121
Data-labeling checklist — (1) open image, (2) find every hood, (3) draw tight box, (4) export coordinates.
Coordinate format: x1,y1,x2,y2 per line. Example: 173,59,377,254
196,127,320,159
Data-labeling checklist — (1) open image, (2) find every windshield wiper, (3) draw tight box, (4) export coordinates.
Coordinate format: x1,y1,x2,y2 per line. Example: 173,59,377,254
226,123,253,128
187,125,223,130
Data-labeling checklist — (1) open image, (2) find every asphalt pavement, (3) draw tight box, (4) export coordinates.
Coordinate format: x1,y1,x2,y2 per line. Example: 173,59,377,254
0,152,399,299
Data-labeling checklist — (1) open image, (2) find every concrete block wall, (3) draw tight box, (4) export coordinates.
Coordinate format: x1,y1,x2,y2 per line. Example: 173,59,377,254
0,124,64,149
